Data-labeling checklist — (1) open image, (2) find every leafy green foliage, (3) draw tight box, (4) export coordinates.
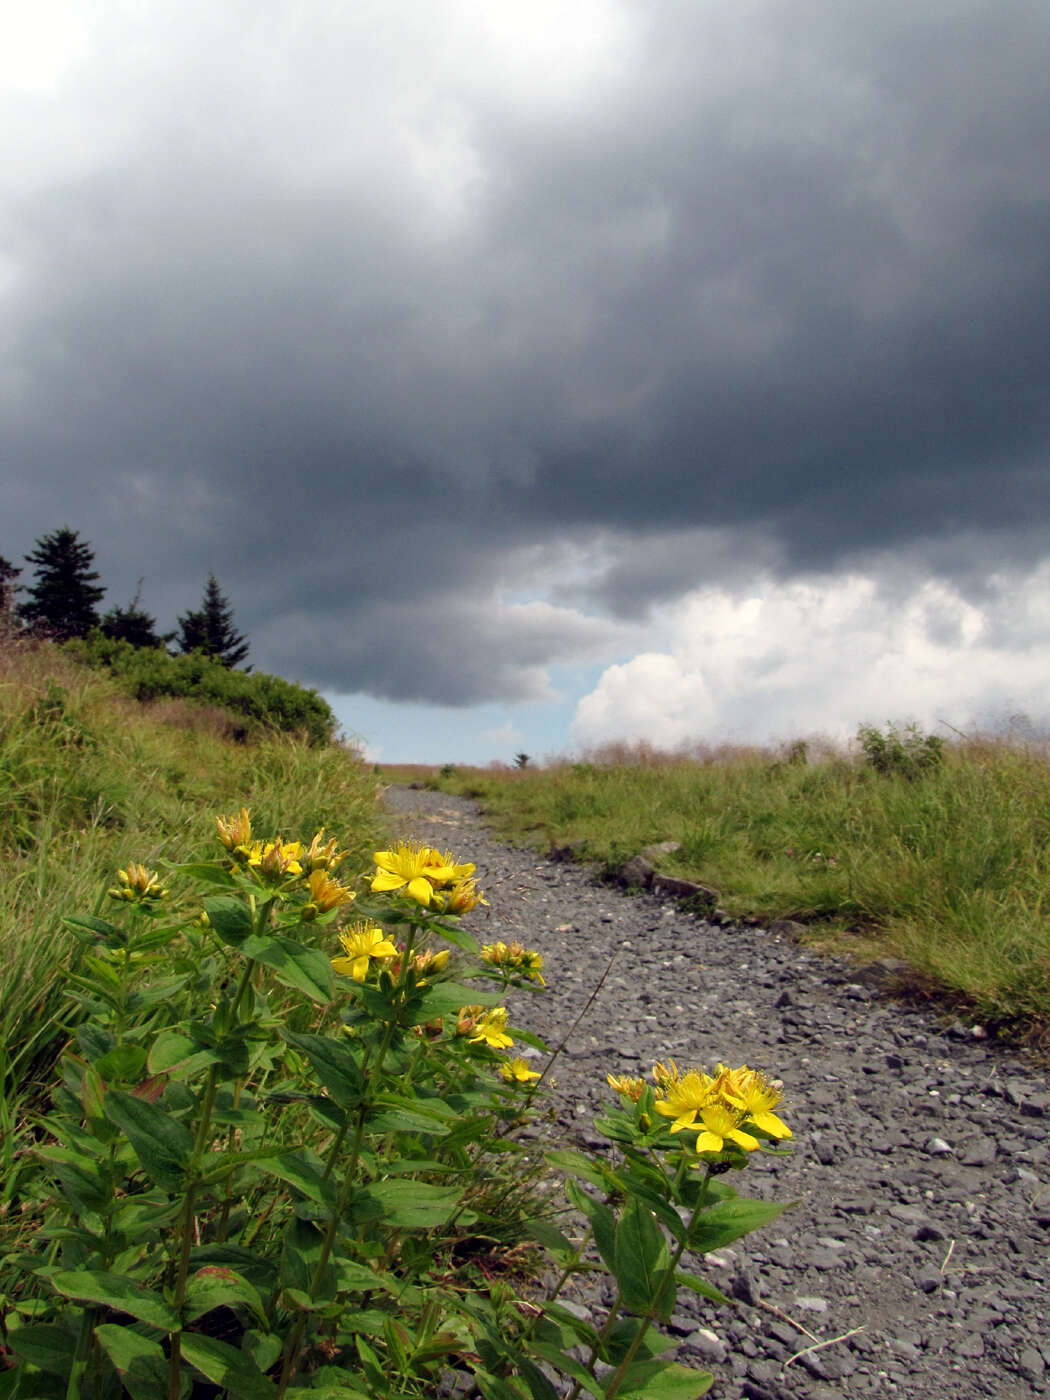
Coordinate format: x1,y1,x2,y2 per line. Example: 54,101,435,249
66,633,336,743
857,720,945,778
1,806,789,1399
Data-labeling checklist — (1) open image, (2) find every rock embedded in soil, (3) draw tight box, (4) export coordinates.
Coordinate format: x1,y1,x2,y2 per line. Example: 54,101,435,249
380,785,1050,1400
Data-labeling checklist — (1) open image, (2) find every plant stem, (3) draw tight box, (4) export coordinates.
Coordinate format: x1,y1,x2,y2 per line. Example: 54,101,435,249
600,1172,712,1400
167,1062,221,1400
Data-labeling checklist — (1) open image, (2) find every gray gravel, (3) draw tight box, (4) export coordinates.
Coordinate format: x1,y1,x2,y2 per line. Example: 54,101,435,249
380,785,1050,1400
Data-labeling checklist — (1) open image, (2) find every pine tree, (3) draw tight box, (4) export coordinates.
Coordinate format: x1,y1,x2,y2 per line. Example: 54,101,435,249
19,527,105,640
101,581,170,648
176,574,250,668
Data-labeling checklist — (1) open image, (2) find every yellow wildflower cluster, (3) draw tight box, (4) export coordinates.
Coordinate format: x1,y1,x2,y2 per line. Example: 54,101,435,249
108,863,168,904
371,842,485,911
214,809,355,907
331,923,399,982
609,1059,791,1159
480,940,546,986
457,1005,514,1049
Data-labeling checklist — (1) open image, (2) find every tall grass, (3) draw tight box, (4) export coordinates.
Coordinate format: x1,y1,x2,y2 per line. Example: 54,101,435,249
429,740,1050,1033
0,638,385,1113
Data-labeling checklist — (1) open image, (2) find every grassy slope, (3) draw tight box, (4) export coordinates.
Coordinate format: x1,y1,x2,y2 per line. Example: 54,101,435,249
407,747,1050,1035
0,639,387,1109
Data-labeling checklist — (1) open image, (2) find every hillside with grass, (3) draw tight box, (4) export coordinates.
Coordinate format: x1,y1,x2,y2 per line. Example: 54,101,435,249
409,730,1050,1038
0,635,385,1119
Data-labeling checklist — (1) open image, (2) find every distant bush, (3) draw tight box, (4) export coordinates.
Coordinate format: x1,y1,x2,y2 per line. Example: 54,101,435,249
857,721,945,778
65,633,336,745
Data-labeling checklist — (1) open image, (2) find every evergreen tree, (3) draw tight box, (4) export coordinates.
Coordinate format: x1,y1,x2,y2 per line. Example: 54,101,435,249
176,573,250,669
100,581,170,648
19,527,105,640
0,554,23,619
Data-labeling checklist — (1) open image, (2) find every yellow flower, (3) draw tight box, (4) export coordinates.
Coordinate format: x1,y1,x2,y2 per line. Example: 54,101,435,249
456,1005,484,1036
434,876,488,915
371,841,457,906
500,1057,541,1083
693,1103,760,1155
216,807,252,851
301,868,355,921
719,1065,792,1139
108,862,168,903
651,1059,682,1091
257,838,304,881
411,946,450,977
480,940,545,985
607,1073,646,1103
332,923,399,981
468,1007,514,1050
653,1069,719,1132
423,849,476,888
305,829,348,873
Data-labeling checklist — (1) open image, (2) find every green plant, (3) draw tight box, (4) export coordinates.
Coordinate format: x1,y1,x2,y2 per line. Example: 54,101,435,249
857,721,944,779
0,817,795,1399
65,635,336,745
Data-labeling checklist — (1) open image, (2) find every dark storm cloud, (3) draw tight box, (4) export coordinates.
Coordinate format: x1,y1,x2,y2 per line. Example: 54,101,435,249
2,0,1048,701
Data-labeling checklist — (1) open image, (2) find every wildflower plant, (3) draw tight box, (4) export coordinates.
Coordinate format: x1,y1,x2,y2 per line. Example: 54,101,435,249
0,810,796,1400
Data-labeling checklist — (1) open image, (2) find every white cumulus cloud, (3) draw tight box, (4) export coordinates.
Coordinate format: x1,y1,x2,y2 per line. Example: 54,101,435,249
571,565,1050,750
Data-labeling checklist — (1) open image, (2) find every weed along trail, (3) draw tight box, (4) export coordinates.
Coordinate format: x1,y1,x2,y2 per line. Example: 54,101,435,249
382,784,1050,1400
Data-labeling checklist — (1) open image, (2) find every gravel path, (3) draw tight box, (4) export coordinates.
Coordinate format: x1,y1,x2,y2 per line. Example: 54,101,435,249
380,785,1050,1400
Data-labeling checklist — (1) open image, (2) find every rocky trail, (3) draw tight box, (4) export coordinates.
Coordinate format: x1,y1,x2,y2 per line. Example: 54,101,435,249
380,785,1050,1400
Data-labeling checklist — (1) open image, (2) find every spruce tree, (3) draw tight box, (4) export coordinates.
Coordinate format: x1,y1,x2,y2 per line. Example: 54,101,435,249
101,581,170,648
19,527,105,640
176,574,250,668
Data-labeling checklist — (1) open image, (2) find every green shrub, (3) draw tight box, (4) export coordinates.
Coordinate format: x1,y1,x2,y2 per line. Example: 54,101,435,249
857,721,945,778
65,634,337,745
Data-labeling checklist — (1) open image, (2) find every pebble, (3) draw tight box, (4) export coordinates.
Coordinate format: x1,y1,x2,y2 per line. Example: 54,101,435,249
382,786,1050,1400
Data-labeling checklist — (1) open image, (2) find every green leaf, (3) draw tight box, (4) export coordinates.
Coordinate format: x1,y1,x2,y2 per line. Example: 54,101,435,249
675,1272,732,1306
257,1150,335,1208
475,1373,529,1400
6,1324,77,1374
283,1032,362,1109
422,919,480,954
546,1149,612,1191
36,1146,109,1212
93,1324,169,1397
687,1196,794,1254
202,894,254,946
528,1342,602,1395
190,1246,277,1295
180,1333,277,1399
94,1045,148,1081
523,1218,575,1262
173,861,238,887
613,1198,672,1316
104,1089,193,1190
184,1266,267,1325
50,1270,178,1330
411,981,501,1018
360,1179,462,1228
147,1028,221,1078
565,1180,617,1272
241,932,334,1004
63,913,126,946
612,1359,714,1398
366,1096,451,1135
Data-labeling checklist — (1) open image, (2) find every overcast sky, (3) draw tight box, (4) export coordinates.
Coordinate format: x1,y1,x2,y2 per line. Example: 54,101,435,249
3,0,1049,762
